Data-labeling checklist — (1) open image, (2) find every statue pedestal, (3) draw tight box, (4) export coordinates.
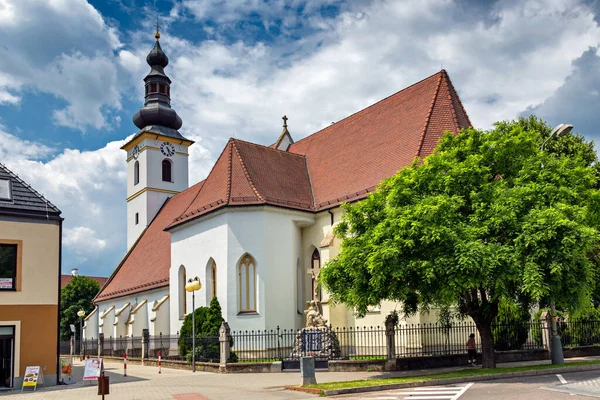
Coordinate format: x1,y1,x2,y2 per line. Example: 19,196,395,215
292,327,341,359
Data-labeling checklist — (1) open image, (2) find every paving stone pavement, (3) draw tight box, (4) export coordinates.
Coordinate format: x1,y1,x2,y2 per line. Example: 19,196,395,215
0,360,381,400
4,356,600,400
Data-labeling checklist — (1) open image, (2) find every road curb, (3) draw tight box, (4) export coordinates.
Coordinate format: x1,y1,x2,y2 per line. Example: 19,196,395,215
310,364,600,396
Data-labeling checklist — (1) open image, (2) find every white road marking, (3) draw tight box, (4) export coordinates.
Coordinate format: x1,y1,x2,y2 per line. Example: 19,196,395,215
557,374,567,384
401,383,473,400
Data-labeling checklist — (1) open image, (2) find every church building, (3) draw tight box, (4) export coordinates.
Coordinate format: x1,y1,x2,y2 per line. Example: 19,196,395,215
86,31,471,340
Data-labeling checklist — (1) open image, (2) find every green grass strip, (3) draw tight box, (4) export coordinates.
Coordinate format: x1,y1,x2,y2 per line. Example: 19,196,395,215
307,360,600,391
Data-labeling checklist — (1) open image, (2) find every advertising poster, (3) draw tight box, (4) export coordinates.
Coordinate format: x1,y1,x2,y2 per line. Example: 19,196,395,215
83,358,103,381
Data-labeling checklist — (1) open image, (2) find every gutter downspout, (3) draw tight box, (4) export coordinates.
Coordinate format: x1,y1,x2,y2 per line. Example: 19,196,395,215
328,210,334,226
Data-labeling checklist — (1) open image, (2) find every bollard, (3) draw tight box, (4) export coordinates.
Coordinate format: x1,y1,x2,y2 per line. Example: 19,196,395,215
300,356,317,386
158,350,161,374
123,352,127,377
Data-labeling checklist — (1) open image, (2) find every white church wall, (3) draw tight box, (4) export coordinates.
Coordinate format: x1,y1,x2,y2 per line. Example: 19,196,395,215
169,212,229,336
83,307,98,340
94,287,169,339
169,206,313,334
226,207,313,331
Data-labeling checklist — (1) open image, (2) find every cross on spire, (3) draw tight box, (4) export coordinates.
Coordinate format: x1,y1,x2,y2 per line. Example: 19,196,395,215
154,19,161,41
282,115,288,128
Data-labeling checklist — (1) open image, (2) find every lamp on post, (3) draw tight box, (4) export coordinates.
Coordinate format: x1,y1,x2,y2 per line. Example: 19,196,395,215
77,310,86,361
540,122,573,365
185,276,201,372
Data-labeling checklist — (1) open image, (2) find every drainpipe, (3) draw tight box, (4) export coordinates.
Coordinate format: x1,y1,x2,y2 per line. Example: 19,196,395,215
328,210,334,226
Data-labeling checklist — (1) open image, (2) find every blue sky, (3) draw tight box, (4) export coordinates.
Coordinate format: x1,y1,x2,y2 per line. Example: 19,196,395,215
2,0,600,277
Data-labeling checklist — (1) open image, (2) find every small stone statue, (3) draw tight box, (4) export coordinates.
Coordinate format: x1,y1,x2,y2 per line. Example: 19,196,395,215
304,300,328,329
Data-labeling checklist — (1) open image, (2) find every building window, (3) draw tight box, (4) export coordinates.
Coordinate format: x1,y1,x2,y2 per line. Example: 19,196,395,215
238,254,256,313
162,159,172,182
211,260,217,299
311,249,321,301
135,213,139,225
167,86,170,97
150,83,157,93
145,85,149,96
179,265,187,318
0,244,17,291
159,84,167,94
134,161,140,186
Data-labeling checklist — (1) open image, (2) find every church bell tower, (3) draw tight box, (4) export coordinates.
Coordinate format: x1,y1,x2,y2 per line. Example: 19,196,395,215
121,27,193,250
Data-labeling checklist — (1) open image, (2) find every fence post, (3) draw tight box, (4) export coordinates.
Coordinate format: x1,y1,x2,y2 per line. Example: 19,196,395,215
385,318,396,371
219,322,231,373
98,333,104,357
142,329,149,361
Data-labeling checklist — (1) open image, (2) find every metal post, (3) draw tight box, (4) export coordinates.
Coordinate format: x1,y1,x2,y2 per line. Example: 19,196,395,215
550,300,564,364
79,318,83,361
192,291,196,373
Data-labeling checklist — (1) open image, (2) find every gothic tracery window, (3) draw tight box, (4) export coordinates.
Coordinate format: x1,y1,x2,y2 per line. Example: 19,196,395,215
238,254,256,312
211,259,217,299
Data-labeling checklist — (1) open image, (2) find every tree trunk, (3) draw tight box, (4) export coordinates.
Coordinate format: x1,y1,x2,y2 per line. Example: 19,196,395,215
475,320,496,368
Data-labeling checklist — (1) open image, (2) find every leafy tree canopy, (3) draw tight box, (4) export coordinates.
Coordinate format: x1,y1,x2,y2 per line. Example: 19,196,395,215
60,276,101,340
321,116,600,367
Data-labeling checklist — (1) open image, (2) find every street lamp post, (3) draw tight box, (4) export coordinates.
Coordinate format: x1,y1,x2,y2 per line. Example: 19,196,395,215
185,276,202,372
77,310,85,361
540,123,573,365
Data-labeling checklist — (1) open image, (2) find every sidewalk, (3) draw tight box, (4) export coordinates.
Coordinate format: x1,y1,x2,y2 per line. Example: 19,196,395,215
1,356,599,399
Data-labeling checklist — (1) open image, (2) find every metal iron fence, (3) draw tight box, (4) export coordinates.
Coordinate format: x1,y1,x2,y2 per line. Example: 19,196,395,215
64,319,600,363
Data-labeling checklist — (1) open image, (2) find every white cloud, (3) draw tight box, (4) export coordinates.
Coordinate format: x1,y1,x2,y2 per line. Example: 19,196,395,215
0,0,123,131
0,126,128,276
149,0,600,162
64,226,108,253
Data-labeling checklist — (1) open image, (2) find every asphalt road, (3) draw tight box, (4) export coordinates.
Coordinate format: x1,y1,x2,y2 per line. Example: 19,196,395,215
333,370,600,399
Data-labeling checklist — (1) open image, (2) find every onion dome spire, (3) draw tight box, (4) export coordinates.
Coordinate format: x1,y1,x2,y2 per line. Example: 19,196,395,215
132,26,183,134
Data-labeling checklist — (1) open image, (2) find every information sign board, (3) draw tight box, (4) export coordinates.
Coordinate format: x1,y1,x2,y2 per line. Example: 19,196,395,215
21,366,43,391
83,358,103,381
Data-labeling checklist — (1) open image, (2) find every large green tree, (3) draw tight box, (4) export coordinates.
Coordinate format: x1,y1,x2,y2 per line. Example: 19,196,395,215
321,117,600,368
60,276,101,340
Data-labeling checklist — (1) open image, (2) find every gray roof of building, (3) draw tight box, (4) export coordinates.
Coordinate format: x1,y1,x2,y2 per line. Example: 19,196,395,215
0,162,62,219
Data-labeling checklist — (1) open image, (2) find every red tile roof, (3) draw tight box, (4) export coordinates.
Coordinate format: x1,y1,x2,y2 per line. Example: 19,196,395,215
61,275,108,289
95,180,204,301
169,138,314,228
96,70,470,301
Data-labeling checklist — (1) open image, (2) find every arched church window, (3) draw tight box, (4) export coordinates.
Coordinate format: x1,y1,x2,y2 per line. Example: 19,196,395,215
134,161,140,185
179,265,187,318
211,260,217,299
238,254,256,313
162,159,172,182
311,249,321,302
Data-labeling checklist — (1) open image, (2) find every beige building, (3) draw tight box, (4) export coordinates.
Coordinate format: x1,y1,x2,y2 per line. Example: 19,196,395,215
0,163,62,389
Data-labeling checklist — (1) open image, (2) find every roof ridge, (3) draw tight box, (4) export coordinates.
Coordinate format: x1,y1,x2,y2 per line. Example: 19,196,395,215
291,70,445,149
226,141,233,203
232,137,306,158
230,140,265,202
0,162,61,214
173,141,232,222
415,71,444,158
442,71,462,134
444,70,473,128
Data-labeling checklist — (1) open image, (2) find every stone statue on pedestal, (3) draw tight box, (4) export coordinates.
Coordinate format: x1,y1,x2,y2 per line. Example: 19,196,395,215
292,300,341,359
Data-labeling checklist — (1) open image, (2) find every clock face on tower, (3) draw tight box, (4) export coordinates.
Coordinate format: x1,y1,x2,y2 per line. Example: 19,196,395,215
160,142,175,157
